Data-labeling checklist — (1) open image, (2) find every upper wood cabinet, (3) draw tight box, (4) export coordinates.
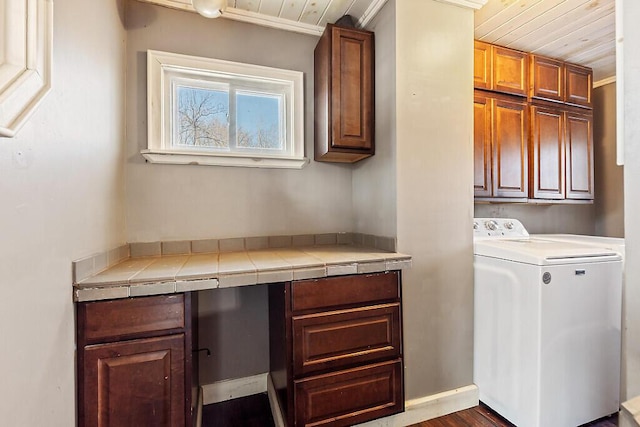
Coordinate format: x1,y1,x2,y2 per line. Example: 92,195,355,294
530,103,566,200
315,24,374,163
474,41,492,91
529,55,564,103
565,63,593,108
530,102,594,201
529,54,593,108
474,40,594,203
565,109,594,199
474,91,529,199
474,40,529,97
474,93,492,197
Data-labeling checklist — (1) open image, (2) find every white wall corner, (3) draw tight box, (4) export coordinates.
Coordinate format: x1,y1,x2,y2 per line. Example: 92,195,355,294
434,0,488,10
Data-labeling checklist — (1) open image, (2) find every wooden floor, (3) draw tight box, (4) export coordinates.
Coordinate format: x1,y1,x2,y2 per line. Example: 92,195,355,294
411,403,618,427
201,395,618,427
201,393,275,427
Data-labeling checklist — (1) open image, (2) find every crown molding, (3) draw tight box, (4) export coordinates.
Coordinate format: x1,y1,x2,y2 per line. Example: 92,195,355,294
359,0,389,28
594,75,617,88
136,0,324,35
435,0,488,10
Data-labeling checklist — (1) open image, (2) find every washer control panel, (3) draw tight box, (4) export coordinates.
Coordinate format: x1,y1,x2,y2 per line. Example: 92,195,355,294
473,218,529,239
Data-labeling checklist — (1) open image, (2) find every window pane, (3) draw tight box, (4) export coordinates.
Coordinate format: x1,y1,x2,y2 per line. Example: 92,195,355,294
176,86,229,148
236,92,282,150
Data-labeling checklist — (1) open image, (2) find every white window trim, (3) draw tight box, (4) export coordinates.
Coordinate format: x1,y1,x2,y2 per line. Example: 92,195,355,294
144,50,308,169
0,0,53,137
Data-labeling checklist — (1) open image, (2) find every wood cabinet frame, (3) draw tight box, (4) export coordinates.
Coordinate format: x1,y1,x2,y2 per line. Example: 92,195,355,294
474,90,529,199
269,272,404,426
77,294,195,427
474,40,528,97
474,40,594,203
529,101,594,201
315,24,375,163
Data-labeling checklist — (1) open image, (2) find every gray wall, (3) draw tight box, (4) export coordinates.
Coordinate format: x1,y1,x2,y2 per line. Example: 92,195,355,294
124,1,352,243
594,82,624,237
395,0,475,398
0,0,127,424
124,2,354,383
474,203,595,234
353,2,397,239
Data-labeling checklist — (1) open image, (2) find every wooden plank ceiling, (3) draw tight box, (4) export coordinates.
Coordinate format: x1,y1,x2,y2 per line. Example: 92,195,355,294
138,0,616,83
475,0,616,83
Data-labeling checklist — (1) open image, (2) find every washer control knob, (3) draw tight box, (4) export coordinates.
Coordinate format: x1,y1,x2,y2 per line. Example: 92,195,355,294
504,221,514,230
473,222,479,230
485,220,498,231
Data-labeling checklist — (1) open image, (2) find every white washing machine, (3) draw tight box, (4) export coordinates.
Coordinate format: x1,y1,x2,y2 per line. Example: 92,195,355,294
474,218,623,427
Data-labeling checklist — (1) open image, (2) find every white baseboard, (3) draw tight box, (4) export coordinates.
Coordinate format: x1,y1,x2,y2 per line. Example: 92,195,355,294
354,384,479,427
201,373,268,405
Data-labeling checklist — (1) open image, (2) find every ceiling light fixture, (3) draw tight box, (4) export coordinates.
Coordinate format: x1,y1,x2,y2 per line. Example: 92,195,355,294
192,0,226,18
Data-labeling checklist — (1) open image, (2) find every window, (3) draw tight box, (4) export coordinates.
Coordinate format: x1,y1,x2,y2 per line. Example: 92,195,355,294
145,50,307,168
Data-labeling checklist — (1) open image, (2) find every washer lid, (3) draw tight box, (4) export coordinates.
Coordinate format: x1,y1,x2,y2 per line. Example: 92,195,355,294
531,234,625,256
474,238,622,265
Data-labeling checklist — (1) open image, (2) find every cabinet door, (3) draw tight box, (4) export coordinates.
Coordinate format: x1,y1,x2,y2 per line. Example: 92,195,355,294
330,26,374,151
493,97,529,198
530,104,565,199
315,24,374,163
474,93,493,197
565,111,594,199
565,63,592,108
474,40,492,90
530,55,564,102
81,335,186,427
492,46,528,96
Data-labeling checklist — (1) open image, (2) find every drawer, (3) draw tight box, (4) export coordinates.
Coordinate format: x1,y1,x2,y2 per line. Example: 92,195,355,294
78,294,185,344
291,271,399,312
292,303,401,376
294,359,403,427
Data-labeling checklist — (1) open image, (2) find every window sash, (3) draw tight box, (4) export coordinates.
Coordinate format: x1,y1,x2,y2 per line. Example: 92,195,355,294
145,50,307,169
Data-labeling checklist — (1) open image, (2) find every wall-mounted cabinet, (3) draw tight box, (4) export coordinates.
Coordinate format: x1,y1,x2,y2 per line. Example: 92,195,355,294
474,40,594,203
474,40,529,97
530,103,565,200
529,55,564,103
565,63,593,108
474,91,529,199
529,54,593,108
529,102,594,201
314,24,375,163
565,109,594,199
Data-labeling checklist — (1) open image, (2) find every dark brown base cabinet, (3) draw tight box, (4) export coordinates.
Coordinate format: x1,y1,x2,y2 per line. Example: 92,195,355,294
76,294,195,427
269,272,404,426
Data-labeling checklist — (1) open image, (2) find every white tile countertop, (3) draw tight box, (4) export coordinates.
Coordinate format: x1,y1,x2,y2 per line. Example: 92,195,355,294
73,245,412,302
